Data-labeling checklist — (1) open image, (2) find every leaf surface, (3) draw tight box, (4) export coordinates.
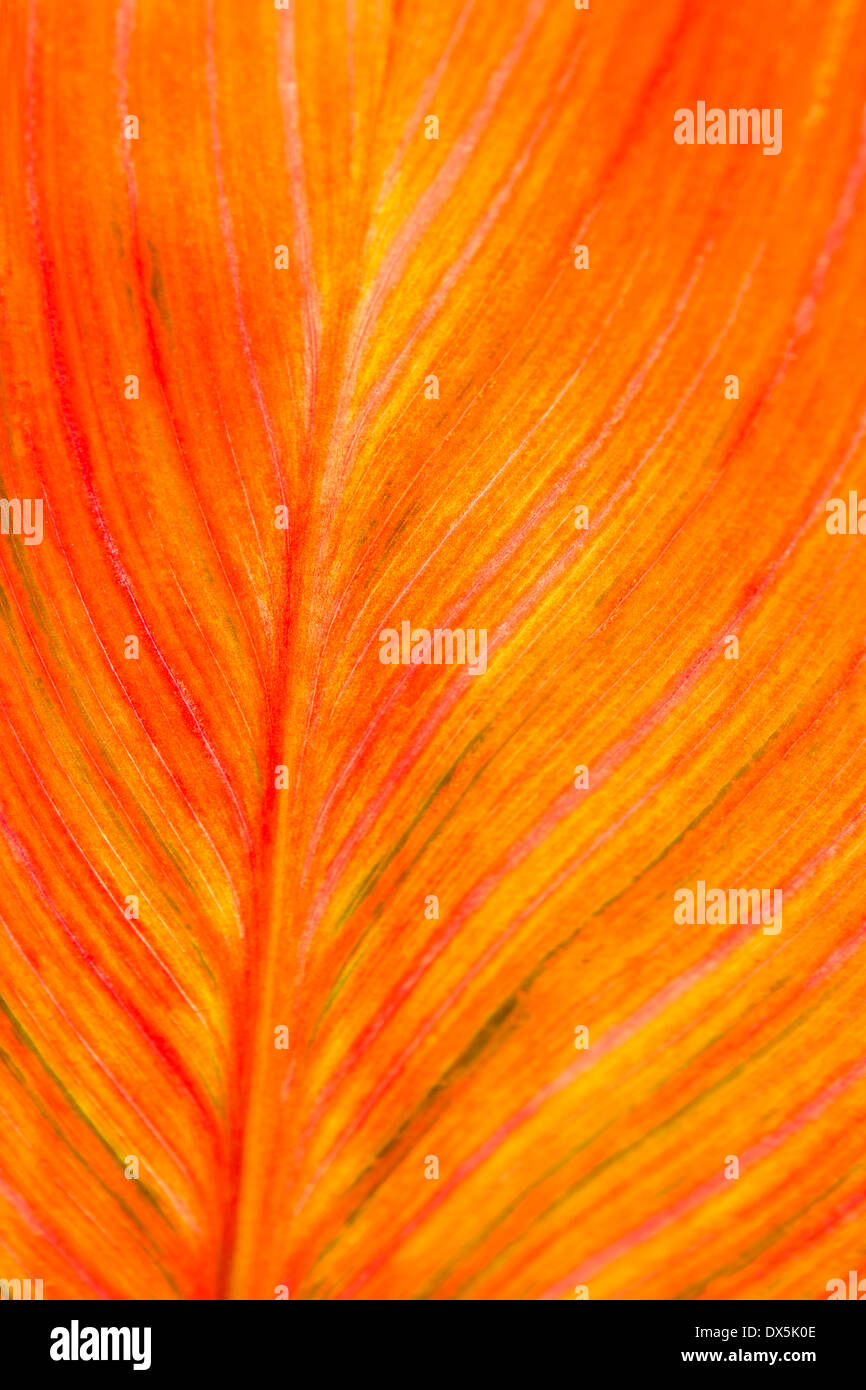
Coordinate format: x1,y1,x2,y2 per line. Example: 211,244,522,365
1,0,866,1299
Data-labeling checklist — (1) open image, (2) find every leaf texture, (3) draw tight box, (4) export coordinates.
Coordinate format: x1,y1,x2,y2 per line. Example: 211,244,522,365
1,0,866,1299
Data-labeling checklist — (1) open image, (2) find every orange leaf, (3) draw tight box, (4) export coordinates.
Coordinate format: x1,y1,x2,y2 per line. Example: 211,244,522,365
1,0,866,1300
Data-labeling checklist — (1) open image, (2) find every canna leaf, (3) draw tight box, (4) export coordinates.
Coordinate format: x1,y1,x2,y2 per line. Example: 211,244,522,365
1,0,865,1300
